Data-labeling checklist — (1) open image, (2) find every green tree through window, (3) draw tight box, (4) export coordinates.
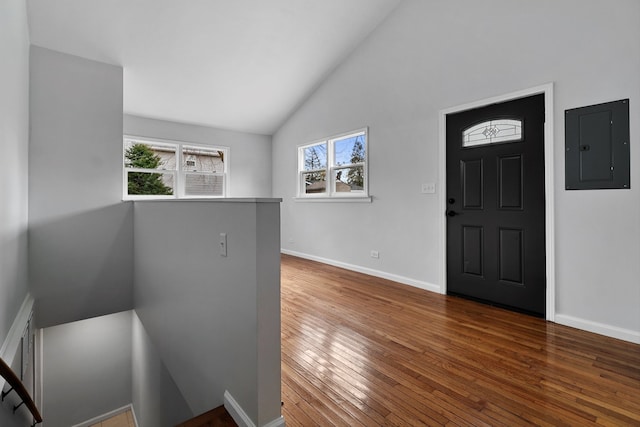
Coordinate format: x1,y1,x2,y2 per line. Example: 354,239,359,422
304,144,327,184
346,136,365,188
125,143,173,195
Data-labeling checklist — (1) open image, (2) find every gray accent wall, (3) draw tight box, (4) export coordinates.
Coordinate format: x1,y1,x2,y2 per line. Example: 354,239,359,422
123,115,273,198
42,311,133,427
26,46,282,425
273,0,640,339
132,311,192,427
133,199,282,426
29,46,134,328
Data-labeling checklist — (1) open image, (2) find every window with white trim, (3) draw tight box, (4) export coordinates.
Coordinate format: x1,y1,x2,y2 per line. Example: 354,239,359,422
123,136,228,199
297,128,368,198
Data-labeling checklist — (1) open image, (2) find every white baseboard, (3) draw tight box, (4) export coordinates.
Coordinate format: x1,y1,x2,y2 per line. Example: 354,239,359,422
555,314,640,344
262,415,287,427
281,249,441,294
224,391,286,427
71,403,139,427
224,391,253,427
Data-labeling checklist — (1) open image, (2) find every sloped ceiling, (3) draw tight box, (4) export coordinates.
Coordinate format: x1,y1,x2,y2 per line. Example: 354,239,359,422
27,0,402,135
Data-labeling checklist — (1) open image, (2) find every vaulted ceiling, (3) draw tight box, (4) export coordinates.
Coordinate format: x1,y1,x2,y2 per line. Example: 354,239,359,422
27,0,402,135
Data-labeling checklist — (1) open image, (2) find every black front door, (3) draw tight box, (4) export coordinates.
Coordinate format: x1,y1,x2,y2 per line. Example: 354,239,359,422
446,94,546,316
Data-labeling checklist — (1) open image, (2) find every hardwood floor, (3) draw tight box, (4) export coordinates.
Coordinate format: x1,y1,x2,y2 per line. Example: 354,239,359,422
89,410,135,427
280,254,640,426
175,406,238,427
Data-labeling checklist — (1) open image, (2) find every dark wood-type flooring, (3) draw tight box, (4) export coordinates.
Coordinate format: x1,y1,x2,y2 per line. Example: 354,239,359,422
176,406,238,427
280,254,640,426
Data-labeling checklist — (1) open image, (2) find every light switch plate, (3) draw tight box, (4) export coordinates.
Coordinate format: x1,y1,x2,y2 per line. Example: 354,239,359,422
220,233,227,257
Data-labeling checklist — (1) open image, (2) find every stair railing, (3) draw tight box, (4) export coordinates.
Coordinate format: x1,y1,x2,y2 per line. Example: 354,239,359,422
0,357,42,426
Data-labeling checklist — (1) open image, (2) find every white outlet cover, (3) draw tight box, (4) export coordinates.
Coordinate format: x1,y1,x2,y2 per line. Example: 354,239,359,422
421,183,436,194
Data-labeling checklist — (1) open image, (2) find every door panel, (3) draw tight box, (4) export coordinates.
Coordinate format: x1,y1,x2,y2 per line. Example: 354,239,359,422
446,94,546,316
462,159,483,209
499,228,523,284
462,226,484,276
498,155,523,209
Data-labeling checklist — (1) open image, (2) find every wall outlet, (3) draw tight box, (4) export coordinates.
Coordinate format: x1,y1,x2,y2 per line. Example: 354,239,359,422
288,238,294,244
370,250,379,259
421,182,436,194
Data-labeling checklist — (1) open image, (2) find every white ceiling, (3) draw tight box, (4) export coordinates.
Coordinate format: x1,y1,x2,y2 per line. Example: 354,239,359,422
27,0,402,135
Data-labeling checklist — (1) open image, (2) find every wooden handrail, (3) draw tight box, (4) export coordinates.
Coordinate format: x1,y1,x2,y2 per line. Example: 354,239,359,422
0,357,42,424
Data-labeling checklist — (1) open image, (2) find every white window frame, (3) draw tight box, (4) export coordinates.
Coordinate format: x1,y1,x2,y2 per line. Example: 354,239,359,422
123,135,229,200
296,128,369,201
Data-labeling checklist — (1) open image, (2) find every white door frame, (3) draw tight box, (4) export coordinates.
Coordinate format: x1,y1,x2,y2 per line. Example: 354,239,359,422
438,83,556,321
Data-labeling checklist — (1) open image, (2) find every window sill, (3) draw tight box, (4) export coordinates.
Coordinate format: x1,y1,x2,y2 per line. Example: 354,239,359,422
122,195,176,201
293,196,372,203
125,197,282,203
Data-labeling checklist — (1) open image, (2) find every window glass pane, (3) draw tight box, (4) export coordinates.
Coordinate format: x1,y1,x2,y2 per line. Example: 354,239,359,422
334,133,366,166
182,146,225,173
302,171,326,194
303,143,327,171
185,173,224,196
462,119,522,147
124,141,176,170
123,138,228,199
334,167,364,193
127,171,174,195
296,129,368,198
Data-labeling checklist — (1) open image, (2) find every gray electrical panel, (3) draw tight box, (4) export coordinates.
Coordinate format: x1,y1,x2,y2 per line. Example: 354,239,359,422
565,99,630,190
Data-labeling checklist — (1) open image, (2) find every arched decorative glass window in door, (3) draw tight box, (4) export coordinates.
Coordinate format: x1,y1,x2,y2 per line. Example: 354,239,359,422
462,119,522,147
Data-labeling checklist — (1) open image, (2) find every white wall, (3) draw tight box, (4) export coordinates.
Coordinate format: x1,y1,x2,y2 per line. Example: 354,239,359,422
29,46,134,328
132,311,192,427
42,311,133,427
133,199,282,426
124,115,272,198
0,2,31,423
273,0,640,341
0,0,30,352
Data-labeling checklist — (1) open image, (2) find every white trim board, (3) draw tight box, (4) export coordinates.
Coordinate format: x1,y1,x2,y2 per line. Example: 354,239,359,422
281,249,440,294
438,83,556,321
71,403,139,427
224,391,286,427
36,328,44,420
555,314,640,345
0,293,34,392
